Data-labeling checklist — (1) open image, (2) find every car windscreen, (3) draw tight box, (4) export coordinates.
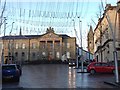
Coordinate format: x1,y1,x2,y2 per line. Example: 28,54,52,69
2,65,16,70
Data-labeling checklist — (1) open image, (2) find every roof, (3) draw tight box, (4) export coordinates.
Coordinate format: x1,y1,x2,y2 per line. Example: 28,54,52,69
0,34,71,40
94,4,116,32
0,35,42,39
59,34,70,39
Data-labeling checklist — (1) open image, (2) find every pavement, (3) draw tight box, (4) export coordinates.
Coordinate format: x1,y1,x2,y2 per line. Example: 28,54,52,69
75,67,120,88
104,77,120,87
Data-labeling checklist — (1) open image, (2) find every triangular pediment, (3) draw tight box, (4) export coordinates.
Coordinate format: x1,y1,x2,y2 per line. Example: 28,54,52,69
40,27,61,39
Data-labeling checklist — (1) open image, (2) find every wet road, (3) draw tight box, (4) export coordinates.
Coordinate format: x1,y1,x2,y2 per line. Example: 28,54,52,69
2,64,116,88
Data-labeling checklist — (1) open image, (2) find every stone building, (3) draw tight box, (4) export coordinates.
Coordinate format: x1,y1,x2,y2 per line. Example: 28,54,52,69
89,2,120,62
87,25,94,54
0,27,76,64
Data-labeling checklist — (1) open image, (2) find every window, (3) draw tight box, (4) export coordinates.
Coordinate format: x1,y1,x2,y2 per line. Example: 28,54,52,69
102,63,108,66
66,52,70,58
42,52,46,56
22,43,26,49
16,44,19,49
48,41,53,48
32,52,36,58
40,41,45,48
32,43,36,49
22,52,25,57
8,52,11,56
43,44,45,48
8,43,12,49
94,63,101,66
56,52,60,58
50,43,53,48
119,44,120,46
57,43,60,47
55,41,60,47
15,52,18,57
67,43,70,48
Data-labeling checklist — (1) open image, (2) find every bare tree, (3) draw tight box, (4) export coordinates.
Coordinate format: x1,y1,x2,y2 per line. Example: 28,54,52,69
0,0,6,31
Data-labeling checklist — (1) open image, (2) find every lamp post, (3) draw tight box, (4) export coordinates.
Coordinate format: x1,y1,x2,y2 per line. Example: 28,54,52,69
8,22,15,63
1,17,7,64
78,17,84,72
72,19,79,68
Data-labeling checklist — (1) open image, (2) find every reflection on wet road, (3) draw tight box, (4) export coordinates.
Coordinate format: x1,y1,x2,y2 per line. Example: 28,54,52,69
68,67,76,88
2,64,115,88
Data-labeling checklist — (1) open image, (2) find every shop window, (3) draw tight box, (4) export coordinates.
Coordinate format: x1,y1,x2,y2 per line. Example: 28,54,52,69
32,43,36,49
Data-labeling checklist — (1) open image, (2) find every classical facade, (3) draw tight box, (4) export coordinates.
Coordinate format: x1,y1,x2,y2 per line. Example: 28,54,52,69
0,27,76,64
92,2,120,62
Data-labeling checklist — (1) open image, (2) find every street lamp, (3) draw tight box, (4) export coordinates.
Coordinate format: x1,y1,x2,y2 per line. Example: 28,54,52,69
78,17,84,72
72,19,79,68
1,17,7,64
8,22,15,64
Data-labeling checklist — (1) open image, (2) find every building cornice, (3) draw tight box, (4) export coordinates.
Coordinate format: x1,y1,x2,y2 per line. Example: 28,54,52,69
94,4,116,33
95,39,113,53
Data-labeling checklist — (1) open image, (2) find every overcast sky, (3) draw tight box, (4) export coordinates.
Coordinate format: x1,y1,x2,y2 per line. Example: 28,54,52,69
0,0,117,50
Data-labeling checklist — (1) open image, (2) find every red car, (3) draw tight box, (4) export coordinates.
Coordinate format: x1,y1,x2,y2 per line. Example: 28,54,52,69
87,62,120,74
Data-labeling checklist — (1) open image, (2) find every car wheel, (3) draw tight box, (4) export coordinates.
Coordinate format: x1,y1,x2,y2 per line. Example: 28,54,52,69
90,69,96,74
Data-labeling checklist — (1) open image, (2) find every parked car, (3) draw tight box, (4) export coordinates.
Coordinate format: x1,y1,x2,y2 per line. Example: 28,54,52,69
69,60,76,66
16,64,22,76
87,62,120,74
2,64,20,82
